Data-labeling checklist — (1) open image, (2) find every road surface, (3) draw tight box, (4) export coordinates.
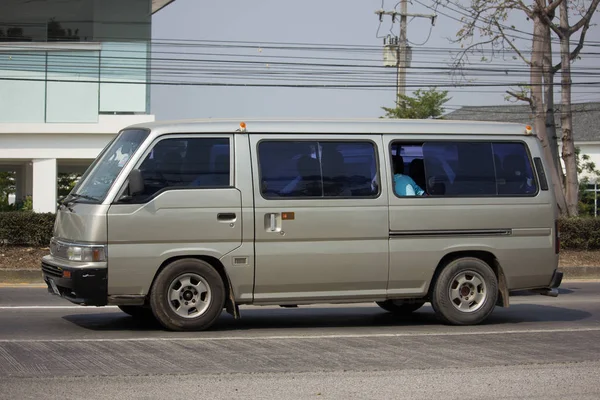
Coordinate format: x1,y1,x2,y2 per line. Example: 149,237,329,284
0,282,599,399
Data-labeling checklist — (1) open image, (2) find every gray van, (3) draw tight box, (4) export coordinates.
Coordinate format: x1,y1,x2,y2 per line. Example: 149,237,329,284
41,119,563,331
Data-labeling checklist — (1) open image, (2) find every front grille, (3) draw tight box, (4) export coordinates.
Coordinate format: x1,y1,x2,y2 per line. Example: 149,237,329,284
42,262,62,278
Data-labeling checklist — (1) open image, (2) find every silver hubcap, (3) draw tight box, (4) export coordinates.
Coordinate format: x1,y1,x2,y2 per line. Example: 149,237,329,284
167,273,211,318
448,270,487,313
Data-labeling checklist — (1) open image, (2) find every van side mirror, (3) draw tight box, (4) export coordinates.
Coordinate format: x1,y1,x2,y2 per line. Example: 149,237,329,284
128,169,145,196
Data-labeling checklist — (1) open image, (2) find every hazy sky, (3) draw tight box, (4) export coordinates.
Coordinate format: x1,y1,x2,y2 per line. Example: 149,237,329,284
150,0,600,121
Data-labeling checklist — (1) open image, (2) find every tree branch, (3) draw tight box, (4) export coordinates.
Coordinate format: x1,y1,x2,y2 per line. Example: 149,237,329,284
452,36,500,67
552,15,593,74
538,7,564,38
510,0,534,18
506,90,533,106
495,21,531,65
569,0,600,34
544,0,564,14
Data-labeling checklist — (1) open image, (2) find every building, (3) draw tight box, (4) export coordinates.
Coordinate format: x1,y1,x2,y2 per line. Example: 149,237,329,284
0,0,177,212
444,102,600,181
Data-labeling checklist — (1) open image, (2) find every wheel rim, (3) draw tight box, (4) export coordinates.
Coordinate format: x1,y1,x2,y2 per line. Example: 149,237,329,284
167,273,212,318
448,270,488,313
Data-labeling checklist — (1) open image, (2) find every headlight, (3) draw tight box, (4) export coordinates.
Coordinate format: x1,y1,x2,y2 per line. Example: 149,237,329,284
50,239,106,262
65,245,106,262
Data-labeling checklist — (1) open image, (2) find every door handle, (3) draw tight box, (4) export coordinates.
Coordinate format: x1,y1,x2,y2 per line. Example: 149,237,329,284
266,213,279,232
217,213,237,222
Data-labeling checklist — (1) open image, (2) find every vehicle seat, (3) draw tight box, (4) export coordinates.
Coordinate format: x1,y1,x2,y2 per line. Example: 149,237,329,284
289,156,322,196
409,158,426,192
322,150,350,196
502,154,527,194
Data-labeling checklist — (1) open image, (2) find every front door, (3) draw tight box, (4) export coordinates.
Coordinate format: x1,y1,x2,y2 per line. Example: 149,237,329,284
250,134,389,303
107,134,242,296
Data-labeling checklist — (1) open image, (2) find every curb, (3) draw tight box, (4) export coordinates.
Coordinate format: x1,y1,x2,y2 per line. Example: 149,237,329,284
1,266,600,285
0,269,43,284
559,265,600,280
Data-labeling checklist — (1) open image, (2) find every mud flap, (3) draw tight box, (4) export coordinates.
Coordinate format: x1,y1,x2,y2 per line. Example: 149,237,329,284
224,275,240,319
495,260,510,308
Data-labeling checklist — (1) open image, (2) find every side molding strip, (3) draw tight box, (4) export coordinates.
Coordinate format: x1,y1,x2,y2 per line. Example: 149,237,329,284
389,229,512,238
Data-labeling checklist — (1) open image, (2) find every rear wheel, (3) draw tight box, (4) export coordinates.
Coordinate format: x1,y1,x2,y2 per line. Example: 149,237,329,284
431,257,498,325
118,305,155,320
149,259,226,331
376,300,425,315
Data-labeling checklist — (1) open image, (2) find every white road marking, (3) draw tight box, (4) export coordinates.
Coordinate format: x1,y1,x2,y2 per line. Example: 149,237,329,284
0,306,119,309
0,327,599,343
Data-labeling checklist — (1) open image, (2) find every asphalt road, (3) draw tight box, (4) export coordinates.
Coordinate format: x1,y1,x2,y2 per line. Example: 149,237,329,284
0,282,599,399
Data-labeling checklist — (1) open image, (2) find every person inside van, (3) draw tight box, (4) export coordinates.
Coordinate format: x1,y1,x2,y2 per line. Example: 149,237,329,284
393,155,426,196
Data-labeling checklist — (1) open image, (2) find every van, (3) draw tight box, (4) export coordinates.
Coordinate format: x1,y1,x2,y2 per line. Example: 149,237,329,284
41,119,563,331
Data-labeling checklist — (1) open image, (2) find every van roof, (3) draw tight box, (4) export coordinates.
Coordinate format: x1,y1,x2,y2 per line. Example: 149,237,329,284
128,118,533,136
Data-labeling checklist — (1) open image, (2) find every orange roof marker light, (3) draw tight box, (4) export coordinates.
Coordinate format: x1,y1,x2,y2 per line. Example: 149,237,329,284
525,125,533,135
238,122,247,132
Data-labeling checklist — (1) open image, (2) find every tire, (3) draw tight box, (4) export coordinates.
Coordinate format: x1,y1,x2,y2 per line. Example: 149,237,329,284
430,257,498,326
376,300,425,315
149,259,226,331
118,305,155,320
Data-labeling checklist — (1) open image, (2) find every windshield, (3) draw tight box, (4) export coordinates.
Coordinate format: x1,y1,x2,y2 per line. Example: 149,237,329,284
71,129,149,203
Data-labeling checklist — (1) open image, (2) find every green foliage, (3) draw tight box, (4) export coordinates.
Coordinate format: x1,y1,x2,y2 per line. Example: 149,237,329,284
576,147,600,217
58,173,81,199
0,171,15,199
381,88,451,119
0,172,15,211
21,196,33,212
559,217,600,251
0,212,55,247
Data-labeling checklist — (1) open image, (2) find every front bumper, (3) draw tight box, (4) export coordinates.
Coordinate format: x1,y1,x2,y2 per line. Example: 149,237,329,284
41,256,108,306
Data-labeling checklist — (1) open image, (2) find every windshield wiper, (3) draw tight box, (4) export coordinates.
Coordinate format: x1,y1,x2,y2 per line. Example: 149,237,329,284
60,193,99,208
69,193,99,202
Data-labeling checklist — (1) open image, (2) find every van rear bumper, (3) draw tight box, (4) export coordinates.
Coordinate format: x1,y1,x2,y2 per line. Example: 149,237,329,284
549,269,563,289
532,269,563,297
41,257,107,306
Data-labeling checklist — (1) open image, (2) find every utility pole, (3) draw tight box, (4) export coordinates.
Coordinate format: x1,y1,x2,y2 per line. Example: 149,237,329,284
376,3,436,100
398,0,408,98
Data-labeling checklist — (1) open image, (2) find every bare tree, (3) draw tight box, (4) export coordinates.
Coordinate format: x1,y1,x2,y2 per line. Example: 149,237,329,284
540,0,600,215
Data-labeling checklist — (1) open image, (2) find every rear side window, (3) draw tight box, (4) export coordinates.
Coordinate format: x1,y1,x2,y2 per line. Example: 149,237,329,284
391,141,537,197
258,140,379,199
133,137,230,201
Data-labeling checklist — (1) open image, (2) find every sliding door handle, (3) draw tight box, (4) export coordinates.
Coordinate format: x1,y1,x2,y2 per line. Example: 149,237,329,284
217,213,237,222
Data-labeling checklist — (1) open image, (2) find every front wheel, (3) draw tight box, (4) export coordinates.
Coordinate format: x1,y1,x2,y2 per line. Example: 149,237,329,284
431,257,498,325
376,300,425,315
149,259,226,331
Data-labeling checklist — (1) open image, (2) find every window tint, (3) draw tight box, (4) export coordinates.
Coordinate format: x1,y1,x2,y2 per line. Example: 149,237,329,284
258,141,379,199
134,137,230,201
492,143,537,195
391,141,536,197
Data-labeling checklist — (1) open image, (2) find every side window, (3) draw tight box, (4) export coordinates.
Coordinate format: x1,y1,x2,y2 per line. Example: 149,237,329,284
391,141,536,197
258,140,379,199
424,142,496,196
135,137,230,201
492,143,537,195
